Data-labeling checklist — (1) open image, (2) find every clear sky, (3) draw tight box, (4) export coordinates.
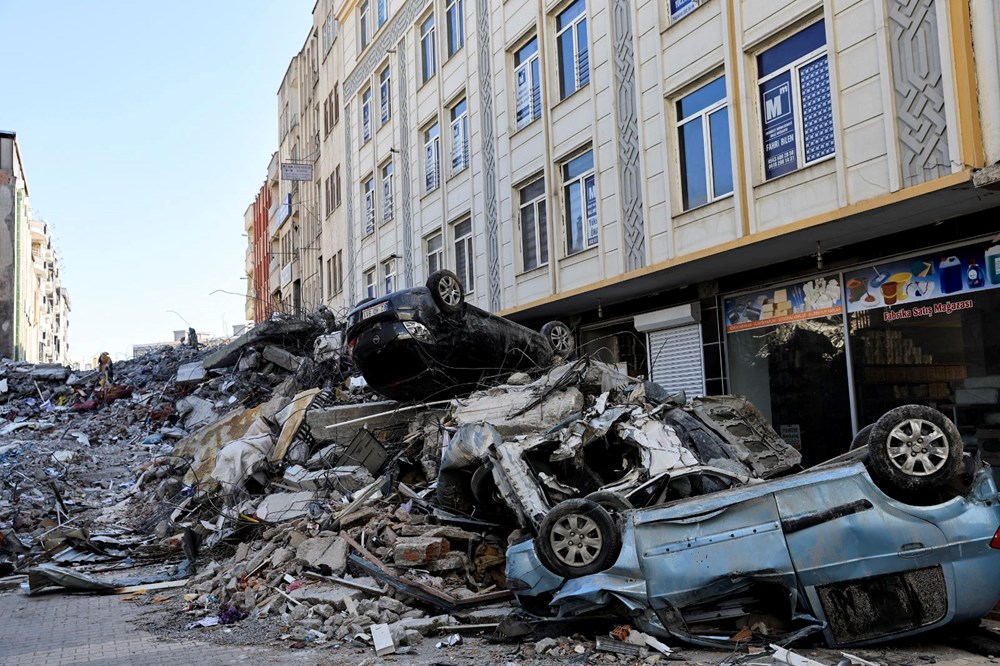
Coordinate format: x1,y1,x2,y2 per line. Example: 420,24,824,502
2,0,315,365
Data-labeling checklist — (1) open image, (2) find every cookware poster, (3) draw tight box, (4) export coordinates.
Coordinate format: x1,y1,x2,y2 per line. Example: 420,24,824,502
725,275,842,333
844,242,1000,315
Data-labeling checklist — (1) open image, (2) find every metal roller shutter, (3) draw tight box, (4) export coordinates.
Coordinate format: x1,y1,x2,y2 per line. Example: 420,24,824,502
647,324,705,398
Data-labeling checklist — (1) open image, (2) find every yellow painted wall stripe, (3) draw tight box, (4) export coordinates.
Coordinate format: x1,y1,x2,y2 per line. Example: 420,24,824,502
948,0,985,168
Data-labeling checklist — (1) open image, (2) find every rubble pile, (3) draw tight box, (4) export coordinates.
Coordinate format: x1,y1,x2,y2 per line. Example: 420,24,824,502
3,310,999,660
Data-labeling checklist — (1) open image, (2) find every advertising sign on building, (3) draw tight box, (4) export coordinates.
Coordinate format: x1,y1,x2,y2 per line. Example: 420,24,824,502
843,241,1000,316
280,163,313,181
725,275,842,333
760,71,796,179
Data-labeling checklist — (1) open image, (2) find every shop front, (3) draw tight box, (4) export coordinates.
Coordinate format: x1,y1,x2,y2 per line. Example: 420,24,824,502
723,237,1000,467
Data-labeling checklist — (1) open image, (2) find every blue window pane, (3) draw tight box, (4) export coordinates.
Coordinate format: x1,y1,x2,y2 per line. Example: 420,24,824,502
671,0,695,18
709,108,733,198
757,20,825,77
563,151,593,180
679,119,708,209
800,56,834,163
557,0,585,31
515,37,537,65
558,30,576,98
677,76,727,120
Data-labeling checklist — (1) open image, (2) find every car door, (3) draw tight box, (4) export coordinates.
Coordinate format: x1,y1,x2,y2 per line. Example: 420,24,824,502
773,465,952,645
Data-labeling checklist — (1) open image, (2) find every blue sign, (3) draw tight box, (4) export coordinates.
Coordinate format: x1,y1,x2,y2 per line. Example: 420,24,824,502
761,71,796,179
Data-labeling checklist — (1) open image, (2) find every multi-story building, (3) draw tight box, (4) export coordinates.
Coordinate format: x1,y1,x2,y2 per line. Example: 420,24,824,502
1,131,71,364
244,153,277,324
267,0,1000,465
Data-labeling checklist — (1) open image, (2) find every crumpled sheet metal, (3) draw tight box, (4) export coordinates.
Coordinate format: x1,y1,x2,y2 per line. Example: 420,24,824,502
439,423,503,472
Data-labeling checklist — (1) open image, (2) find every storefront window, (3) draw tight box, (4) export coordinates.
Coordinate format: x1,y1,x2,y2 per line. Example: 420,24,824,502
725,276,852,466
845,241,1000,465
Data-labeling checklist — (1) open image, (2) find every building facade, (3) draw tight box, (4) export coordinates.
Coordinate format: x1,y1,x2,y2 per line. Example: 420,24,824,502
1,131,71,364
244,153,277,324
263,0,1000,464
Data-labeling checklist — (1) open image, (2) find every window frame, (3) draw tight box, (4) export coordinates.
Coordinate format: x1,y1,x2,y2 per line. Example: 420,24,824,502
514,36,542,130
518,176,549,272
555,0,590,100
333,164,342,209
449,97,469,174
360,0,371,49
377,0,388,28
363,174,376,234
361,86,372,144
420,13,437,84
424,121,441,193
452,218,475,293
381,160,394,223
561,149,598,256
333,83,340,125
757,21,834,181
364,268,376,298
446,0,465,58
675,75,733,211
426,232,443,277
379,64,392,125
382,257,396,294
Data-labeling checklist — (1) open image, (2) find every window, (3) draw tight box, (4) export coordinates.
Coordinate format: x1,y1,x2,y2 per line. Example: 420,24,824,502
332,250,344,295
424,122,441,192
360,1,371,49
319,255,325,301
420,13,436,83
361,86,372,143
382,257,396,294
676,76,733,210
757,20,833,180
518,177,548,271
379,65,391,125
364,175,376,234
426,233,443,276
324,172,335,217
670,0,697,21
453,218,474,293
514,37,541,129
556,0,589,99
322,12,337,56
381,160,394,223
377,0,388,28
364,268,376,298
323,95,331,135
450,98,469,173
333,165,342,209
326,256,332,296
562,150,597,255
333,83,340,124
446,0,464,57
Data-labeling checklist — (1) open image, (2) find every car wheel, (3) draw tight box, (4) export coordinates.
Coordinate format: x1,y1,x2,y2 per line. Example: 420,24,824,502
541,321,575,357
867,404,963,491
427,270,464,314
849,424,874,451
535,498,621,578
583,490,633,516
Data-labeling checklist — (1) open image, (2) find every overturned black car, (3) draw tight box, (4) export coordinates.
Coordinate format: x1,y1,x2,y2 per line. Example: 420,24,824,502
345,270,574,401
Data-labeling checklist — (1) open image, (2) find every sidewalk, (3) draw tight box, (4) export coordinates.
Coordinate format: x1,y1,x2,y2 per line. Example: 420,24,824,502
0,591,319,666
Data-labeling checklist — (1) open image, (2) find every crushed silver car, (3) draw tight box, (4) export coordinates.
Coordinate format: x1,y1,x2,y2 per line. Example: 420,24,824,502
506,404,1000,647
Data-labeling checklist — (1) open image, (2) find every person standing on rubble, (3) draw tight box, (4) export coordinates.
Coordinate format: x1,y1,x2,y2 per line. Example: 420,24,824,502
98,352,114,399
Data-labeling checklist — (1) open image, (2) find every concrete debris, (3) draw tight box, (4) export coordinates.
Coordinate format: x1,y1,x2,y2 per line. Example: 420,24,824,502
4,315,988,660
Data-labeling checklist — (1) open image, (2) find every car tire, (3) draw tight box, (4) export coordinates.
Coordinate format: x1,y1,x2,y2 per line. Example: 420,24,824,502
427,270,464,314
534,498,621,578
583,490,633,516
849,424,874,451
541,321,575,357
867,404,963,491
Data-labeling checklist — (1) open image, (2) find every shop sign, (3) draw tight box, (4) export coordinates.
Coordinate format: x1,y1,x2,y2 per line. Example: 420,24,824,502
844,240,1000,315
779,424,802,448
761,71,796,179
725,275,842,333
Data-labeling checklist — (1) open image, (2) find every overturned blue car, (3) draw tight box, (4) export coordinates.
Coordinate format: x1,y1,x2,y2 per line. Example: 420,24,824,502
507,404,1000,647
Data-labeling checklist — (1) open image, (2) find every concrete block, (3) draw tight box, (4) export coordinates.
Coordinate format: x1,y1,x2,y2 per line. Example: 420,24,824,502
295,536,347,575
392,537,450,566
175,361,207,386
304,399,400,445
452,386,584,436
289,582,371,609
371,623,396,656
263,345,304,372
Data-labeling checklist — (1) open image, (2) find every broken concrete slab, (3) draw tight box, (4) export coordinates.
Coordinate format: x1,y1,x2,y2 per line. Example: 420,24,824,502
173,405,262,486
270,388,322,463
313,332,343,363
175,361,207,386
255,491,320,522
263,345,304,373
29,364,70,382
288,581,371,609
176,395,216,431
451,386,584,437
283,465,374,493
202,318,317,370
295,536,348,575
305,399,400,446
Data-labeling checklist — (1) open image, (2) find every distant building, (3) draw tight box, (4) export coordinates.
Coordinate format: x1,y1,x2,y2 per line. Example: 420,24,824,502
0,131,71,364
244,153,276,324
